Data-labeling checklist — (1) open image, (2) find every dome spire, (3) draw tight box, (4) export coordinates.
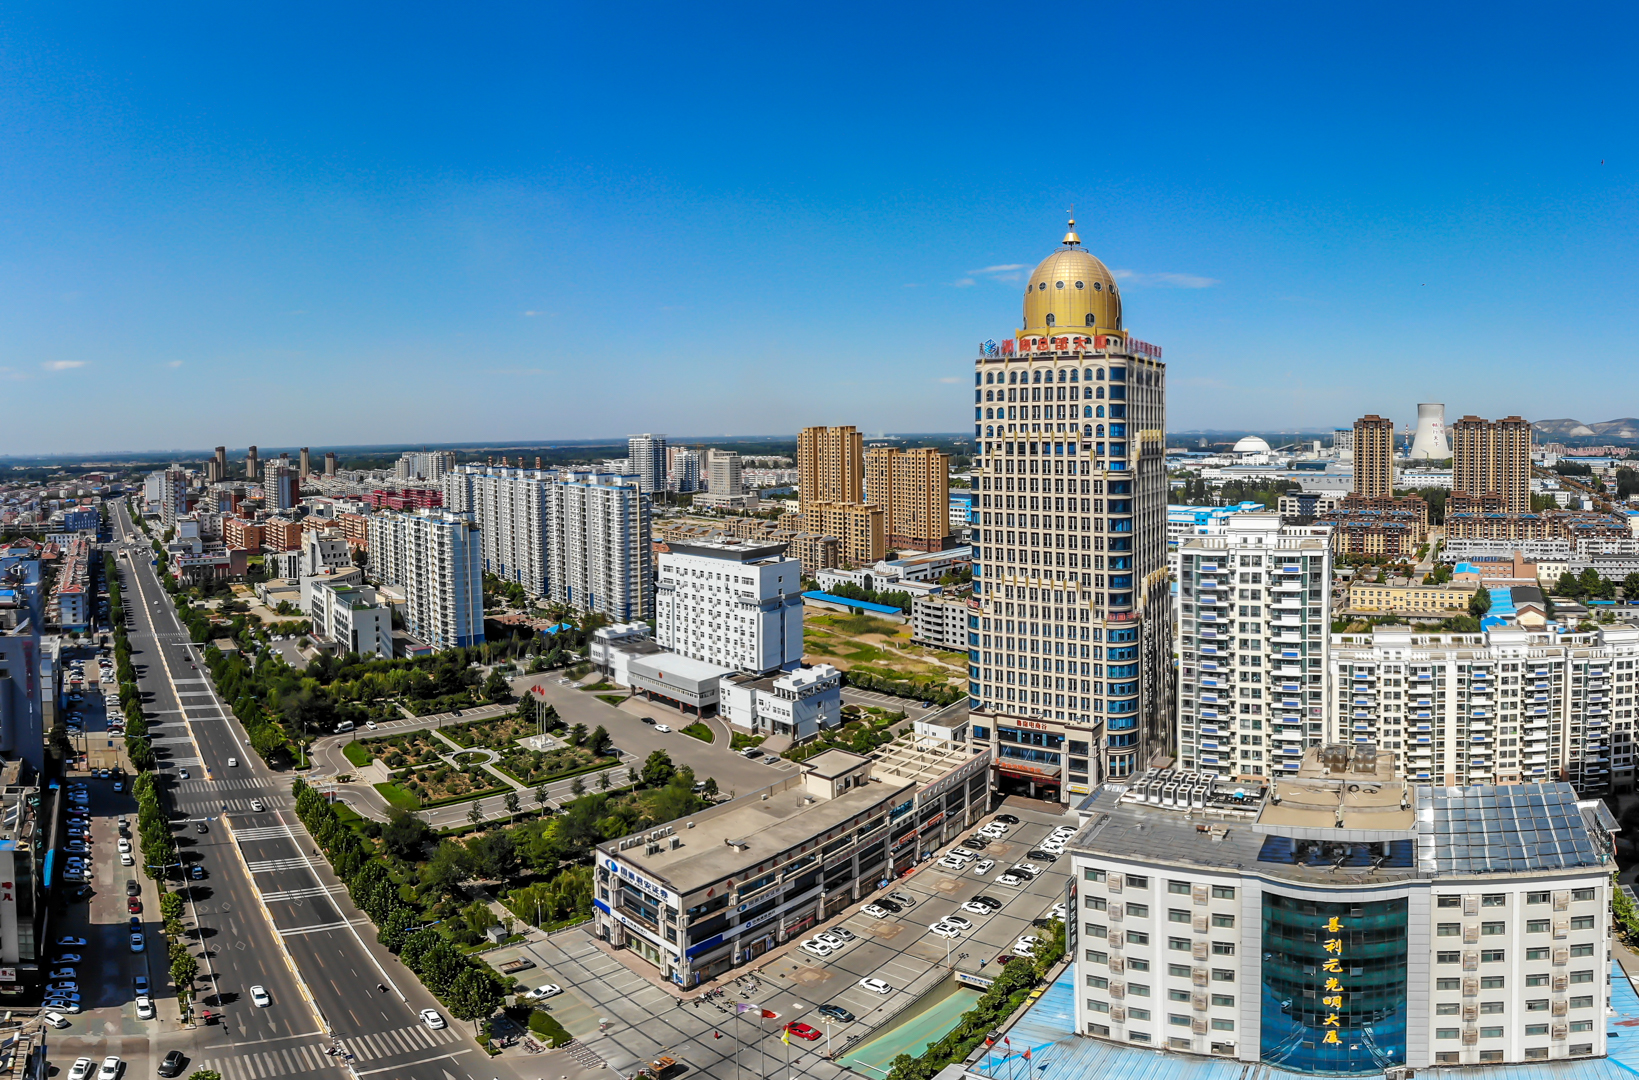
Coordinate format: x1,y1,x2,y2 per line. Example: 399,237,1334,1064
1063,206,1080,246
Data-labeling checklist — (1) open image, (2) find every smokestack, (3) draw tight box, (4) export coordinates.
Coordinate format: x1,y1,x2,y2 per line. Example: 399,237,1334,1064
1410,403,1450,461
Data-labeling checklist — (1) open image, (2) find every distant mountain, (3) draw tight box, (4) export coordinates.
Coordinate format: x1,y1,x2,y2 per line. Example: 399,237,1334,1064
1532,418,1639,441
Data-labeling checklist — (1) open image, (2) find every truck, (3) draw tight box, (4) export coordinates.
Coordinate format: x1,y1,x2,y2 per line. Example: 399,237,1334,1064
498,958,535,975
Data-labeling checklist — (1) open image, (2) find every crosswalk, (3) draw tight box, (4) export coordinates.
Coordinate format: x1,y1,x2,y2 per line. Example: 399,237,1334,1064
180,795,290,813
246,857,311,874
233,823,296,841
177,777,273,793
196,1042,343,1079
260,883,344,902
335,1020,464,1062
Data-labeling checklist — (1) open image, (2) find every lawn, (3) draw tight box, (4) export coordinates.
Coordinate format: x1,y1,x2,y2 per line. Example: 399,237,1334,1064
441,713,539,749
391,760,510,804
357,730,449,770
342,741,372,768
373,781,424,810
802,611,965,689
682,722,714,743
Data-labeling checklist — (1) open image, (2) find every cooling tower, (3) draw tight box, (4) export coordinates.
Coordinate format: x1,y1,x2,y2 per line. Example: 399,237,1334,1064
1409,403,1450,460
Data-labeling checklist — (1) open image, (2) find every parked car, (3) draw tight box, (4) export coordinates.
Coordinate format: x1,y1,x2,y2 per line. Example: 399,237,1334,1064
785,1022,821,1041
876,898,903,914
859,978,892,995
928,922,960,938
67,1058,95,1080
817,1003,855,1023
522,984,562,1000
973,859,995,875
861,904,890,919
156,1051,186,1077
815,932,846,949
800,939,833,957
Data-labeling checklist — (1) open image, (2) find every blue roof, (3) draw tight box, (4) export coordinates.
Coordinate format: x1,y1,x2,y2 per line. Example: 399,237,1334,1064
969,960,1639,1080
802,591,902,615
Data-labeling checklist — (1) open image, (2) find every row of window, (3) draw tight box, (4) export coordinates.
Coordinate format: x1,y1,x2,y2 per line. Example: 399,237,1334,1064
1082,952,1236,979
1437,917,1597,935
1081,870,1236,898
1437,889,1598,907
1437,943,1599,963
1083,899,1236,926
1436,1021,1596,1038
1084,926,1237,952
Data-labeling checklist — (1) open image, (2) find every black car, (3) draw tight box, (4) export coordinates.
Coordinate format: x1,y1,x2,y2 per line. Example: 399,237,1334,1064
970,895,1003,910
964,835,989,850
876,898,903,914
639,716,655,725
158,1050,186,1077
1025,850,1059,862
817,1003,856,1023
994,814,1020,825
195,822,208,834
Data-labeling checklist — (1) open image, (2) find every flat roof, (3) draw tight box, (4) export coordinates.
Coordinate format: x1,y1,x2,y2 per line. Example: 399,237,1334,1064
869,733,982,787
802,748,869,778
803,591,901,614
628,651,735,686
664,539,790,563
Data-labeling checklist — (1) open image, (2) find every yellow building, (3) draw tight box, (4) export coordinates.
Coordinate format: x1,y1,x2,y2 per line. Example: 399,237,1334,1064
1346,581,1480,616
865,446,950,553
1352,414,1395,497
805,500,884,566
798,426,865,504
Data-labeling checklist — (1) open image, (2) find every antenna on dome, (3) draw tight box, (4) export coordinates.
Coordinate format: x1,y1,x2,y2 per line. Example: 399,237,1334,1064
1063,205,1081,247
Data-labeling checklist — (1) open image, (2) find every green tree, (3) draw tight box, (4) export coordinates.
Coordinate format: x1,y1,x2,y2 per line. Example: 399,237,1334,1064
570,775,586,797
381,810,433,860
535,782,550,809
597,771,611,791
568,723,587,746
447,966,505,1032
188,1072,224,1080
588,724,612,756
1555,571,1583,598
640,750,676,789
1624,572,1639,600
483,669,513,702
467,800,483,828
1468,589,1492,617
503,790,520,820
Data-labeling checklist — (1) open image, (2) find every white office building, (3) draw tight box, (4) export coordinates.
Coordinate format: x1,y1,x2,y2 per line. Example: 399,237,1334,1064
366,509,483,650
302,529,352,576
307,578,393,659
911,594,970,651
722,664,844,740
549,470,651,622
656,540,803,675
1327,625,1639,795
706,449,743,496
1176,513,1334,778
628,434,668,494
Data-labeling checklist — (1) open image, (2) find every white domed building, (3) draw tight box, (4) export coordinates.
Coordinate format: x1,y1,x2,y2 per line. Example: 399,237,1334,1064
1231,435,1274,465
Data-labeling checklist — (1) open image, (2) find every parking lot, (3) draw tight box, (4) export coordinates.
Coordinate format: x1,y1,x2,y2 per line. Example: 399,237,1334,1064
488,803,1074,1080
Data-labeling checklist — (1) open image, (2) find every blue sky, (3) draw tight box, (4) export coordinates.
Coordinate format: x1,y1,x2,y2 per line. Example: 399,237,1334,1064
1,3,1636,455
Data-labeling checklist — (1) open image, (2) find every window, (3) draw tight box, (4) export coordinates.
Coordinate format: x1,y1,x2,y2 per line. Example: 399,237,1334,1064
1169,1014,1191,1027
1086,975,1109,989
1525,1023,1550,1035
1168,909,1190,924
1437,923,1460,937
1168,880,1190,895
1481,949,1506,963
1571,995,1594,1009
1435,1003,1460,1015
1526,999,1549,1011
1212,885,1236,900
1168,937,1190,952
1127,931,1149,946
1088,999,1111,1013
1436,978,1461,991
1211,994,1234,1008
1127,903,1149,918
1570,915,1595,930
1128,1008,1151,1022
1211,913,1234,928
1085,950,1108,964
1571,943,1596,957
1482,894,1506,907
1481,921,1505,936
1526,974,1550,987
1125,875,1149,889
1128,958,1151,972
1212,941,1235,956
1086,923,1107,939
1570,1020,1595,1033
1211,1018,1234,1031
1212,969,1235,982
1437,895,1461,908
1168,989,1191,1002
1571,969,1595,984
1527,919,1550,933
1571,1043,1594,1056
1087,897,1108,911
1084,869,1106,882
1045,314,1056,327
1572,887,1596,902
1480,1026,1504,1039
1168,964,1190,978
1129,983,1150,997
1480,1001,1504,1014
1435,1028,1460,1040
1527,946,1551,960
1527,890,1550,905
1481,976,1505,989
1436,1052,1460,1064
1436,951,1461,964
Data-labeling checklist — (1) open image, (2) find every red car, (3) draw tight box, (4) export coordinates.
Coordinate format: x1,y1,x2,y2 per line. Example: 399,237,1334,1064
127,897,141,914
786,1022,821,1042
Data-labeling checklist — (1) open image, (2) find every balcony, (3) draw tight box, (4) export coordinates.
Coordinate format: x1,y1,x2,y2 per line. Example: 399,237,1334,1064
1279,681,1302,693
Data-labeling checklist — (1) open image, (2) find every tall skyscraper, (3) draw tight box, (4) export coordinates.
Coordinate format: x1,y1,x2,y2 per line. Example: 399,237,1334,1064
263,465,297,511
865,446,951,552
706,449,743,496
212,446,227,483
1451,414,1532,514
1175,513,1333,778
968,221,1170,791
366,509,483,650
669,448,701,493
159,469,188,527
324,451,337,476
1351,414,1395,496
299,447,312,478
627,434,668,494
798,426,865,504
245,445,259,482
655,540,804,674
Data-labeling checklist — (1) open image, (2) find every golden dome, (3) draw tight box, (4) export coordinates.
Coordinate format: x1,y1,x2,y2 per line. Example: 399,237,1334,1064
1021,219,1121,335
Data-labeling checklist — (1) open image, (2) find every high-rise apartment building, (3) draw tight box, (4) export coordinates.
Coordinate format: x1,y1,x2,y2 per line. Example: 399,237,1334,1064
298,447,312,478
245,445,259,482
668,448,700,493
211,446,227,483
706,449,743,496
968,221,1171,792
324,451,337,476
262,464,298,511
366,509,483,650
1328,624,1637,794
1452,414,1532,515
655,540,804,675
806,501,884,565
1352,414,1395,496
442,466,552,598
627,434,668,494
798,426,865,504
865,446,951,552
548,471,652,621
1175,513,1334,778
158,469,189,528
395,451,456,482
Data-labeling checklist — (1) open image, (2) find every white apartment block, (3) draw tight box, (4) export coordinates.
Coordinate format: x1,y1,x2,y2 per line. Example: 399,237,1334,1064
548,470,651,622
911,594,970,651
655,540,803,675
443,466,551,597
302,530,352,576
628,434,667,494
1327,625,1639,795
395,450,455,481
1176,514,1333,778
307,579,393,659
668,448,700,493
366,509,483,650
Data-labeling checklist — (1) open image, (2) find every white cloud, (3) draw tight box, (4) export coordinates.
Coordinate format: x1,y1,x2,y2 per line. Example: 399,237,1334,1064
1112,270,1219,289
952,278,976,288
969,264,1025,275
166,360,184,368
523,310,541,316
41,361,85,371
937,376,963,384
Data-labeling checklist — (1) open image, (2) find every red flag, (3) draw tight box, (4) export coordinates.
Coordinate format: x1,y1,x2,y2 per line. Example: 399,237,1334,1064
1023,1048,1032,1061
761,1009,779,1019
713,1031,722,1040
1004,1037,1011,1047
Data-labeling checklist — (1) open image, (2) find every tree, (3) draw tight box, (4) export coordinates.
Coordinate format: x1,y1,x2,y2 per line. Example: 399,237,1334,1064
640,750,676,789
1468,589,1492,617
467,800,483,828
483,669,513,702
570,775,586,797
503,790,520,821
1555,571,1584,598
597,771,611,791
588,724,613,756
1624,572,1639,600
535,782,550,809
188,1072,224,1080
381,810,433,860
447,966,505,1032
568,723,587,746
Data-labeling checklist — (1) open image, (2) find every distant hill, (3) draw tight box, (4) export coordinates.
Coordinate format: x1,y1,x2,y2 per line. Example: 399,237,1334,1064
1532,417,1639,441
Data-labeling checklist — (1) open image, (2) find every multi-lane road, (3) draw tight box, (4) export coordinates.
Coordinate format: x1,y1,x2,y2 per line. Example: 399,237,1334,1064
97,501,509,1080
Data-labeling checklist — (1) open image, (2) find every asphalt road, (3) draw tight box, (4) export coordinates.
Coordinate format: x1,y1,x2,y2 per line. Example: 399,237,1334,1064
106,501,511,1080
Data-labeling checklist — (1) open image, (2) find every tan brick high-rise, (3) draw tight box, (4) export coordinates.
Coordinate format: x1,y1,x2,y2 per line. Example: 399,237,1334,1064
1451,415,1532,515
865,446,950,552
1352,415,1395,497
798,426,864,504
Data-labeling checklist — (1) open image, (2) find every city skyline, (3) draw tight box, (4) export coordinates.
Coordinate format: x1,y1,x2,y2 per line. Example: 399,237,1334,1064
2,5,1637,453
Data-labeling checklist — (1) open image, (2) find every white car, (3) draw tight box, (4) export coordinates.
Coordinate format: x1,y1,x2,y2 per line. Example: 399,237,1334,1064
815,932,846,949
365,720,378,730
68,1059,95,1080
928,922,960,938
950,847,978,861
250,985,270,1007
800,939,833,957
42,1011,70,1028
861,904,890,919
179,770,189,779
944,915,974,930
961,900,993,915
117,838,131,853
996,873,1024,888
421,1008,446,1029
937,856,965,870
227,757,237,767
973,859,995,875
655,724,672,733
523,983,562,1000
1049,902,1067,921
1014,935,1043,956
44,1000,82,1015
97,1057,121,1080
120,853,134,866
859,978,892,995
250,799,265,812
135,996,155,1020
1014,863,1044,877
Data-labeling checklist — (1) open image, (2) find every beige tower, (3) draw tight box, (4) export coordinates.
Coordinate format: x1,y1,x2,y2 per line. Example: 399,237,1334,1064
1352,415,1395,497
798,426,865,505
1451,415,1532,514
865,446,950,552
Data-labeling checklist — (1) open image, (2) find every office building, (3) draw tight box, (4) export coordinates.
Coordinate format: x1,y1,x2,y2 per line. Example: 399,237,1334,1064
245,445,259,482
366,509,483,650
1332,426,1354,460
798,425,865,504
1352,415,1395,497
548,470,652,621
721,664,843,740
1328,624,1639,794
1071,751,1616,1071
968,221,1172,792
1453,415,1533,515
866,446,951,552
307,578,393,659
262,464,298,512
628,434,668,494
1175,513,1334,778
706,449,743,496
302,529,352,576
911,594,970,651
0,562,44,777
655,540,803,675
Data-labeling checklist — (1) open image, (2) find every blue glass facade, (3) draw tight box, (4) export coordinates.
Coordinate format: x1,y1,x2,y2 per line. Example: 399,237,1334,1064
1260,893,1407,1075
